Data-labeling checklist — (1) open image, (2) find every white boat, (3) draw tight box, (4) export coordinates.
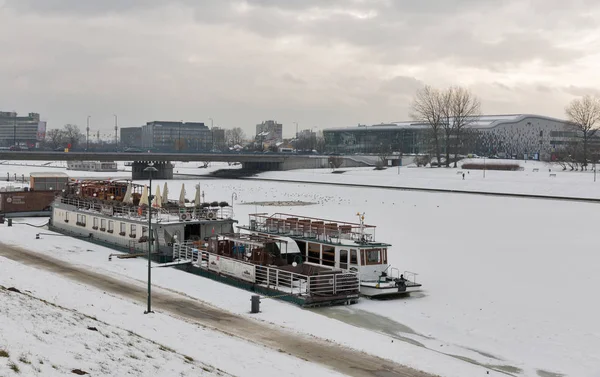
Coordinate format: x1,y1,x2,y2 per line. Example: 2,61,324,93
237,212,421,298
67,161,118,172
49,180,236,259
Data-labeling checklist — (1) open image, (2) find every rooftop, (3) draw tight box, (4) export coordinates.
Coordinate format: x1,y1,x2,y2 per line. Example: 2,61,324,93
324,114,569,132
30,172,69,178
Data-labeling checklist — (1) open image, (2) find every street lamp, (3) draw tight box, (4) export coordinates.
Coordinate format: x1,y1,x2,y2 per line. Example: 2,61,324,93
13,112,17,147
86,116,91,151
231,192,237,216
143,163,158,314
208,118,214,152
114,114,118,150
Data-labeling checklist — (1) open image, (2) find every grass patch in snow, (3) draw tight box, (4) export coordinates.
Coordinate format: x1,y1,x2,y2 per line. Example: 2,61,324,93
0,349,9,357
9,362,20,373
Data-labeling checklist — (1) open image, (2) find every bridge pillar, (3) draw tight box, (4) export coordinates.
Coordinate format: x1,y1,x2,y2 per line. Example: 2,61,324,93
131,161,174,180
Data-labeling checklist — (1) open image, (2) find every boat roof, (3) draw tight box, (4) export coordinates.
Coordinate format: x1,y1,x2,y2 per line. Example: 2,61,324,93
30,172,69,178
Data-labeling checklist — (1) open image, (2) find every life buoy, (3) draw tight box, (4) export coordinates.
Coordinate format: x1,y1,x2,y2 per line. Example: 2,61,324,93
137,207,143,216
207,212,215,219
180,213,188,221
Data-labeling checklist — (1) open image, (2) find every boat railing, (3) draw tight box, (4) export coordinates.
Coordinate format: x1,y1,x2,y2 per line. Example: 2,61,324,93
248,213,376,243
172,241,360,297
389,267,418,284
56,196,233,222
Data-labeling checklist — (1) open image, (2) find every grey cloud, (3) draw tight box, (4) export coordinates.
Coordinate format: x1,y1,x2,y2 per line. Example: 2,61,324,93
1,0,599,132
563,86,600,97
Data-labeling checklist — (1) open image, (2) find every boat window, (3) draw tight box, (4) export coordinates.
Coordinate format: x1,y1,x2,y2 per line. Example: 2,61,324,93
101,219,106,230
65,212,69,221
307,242,320,264
296,240,306,256
350,249,358,265
367,249,381,264
340,249,348,269
120,222,126,233
93,218,98,228
382,248,387,264
108,220,114,231
322,245,335,267
130,224,136,236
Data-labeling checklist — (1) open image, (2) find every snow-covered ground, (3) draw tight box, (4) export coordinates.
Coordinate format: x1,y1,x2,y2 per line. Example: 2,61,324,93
0,280,231,377
256,159,600,199
0,222,497,377
1,160,599,376
0,254,349,377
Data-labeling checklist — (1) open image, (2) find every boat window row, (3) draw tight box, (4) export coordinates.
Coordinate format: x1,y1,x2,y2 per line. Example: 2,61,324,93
65,212,148,238
298,241,387,268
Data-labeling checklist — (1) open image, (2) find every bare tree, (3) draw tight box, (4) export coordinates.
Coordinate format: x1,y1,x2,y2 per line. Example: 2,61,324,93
565,94,600,168
449,86,481,167
225,127,247,146
62,124,83,150
411,86,444,167
439,88,454,167
45,128,65,149
438,86,481,167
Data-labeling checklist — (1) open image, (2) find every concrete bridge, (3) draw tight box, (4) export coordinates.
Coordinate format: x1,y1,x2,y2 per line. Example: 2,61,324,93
0,151,377,179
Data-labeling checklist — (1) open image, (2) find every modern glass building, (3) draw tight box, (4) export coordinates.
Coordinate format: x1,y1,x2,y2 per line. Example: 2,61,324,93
324,114,575,160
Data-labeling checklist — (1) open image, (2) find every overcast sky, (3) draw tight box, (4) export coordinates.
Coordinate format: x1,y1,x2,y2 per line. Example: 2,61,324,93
1,0,599,137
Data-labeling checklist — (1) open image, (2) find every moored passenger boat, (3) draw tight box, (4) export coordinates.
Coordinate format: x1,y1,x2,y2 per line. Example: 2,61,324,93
237,212,421,298
49,179,235,260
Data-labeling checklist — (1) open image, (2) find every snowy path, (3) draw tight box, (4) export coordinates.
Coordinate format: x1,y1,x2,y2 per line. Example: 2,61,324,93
0,242,435,377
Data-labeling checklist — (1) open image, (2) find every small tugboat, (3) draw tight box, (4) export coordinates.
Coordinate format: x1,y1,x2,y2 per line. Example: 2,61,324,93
49,179,236,260
236,212,421,298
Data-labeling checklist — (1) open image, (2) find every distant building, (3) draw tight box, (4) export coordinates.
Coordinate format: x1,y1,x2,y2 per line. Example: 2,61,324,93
120,127,143,148
0,111,45,148
211,127,226,151
324,114,575,160
141,121,212,152
256,120,283,144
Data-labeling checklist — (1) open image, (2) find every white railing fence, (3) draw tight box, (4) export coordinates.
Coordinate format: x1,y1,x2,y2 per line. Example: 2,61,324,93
172,242,359,297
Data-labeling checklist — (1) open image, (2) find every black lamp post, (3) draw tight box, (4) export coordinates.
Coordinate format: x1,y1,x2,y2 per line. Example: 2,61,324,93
143,164,158,314
13,113,17,147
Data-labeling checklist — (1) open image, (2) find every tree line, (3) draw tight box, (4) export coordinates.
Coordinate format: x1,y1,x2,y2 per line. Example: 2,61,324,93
411,85,600,168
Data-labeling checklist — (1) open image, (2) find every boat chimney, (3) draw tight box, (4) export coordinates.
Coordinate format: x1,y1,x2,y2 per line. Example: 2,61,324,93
357,212,365,238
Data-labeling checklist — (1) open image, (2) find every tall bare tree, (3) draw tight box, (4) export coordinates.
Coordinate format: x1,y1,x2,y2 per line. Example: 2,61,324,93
62,124,83,150
45,128,65,149
437,86,481,167
411,86,443,167
225,127,247,146
565,94,600,168
449,86,481,167
440,88,454,167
